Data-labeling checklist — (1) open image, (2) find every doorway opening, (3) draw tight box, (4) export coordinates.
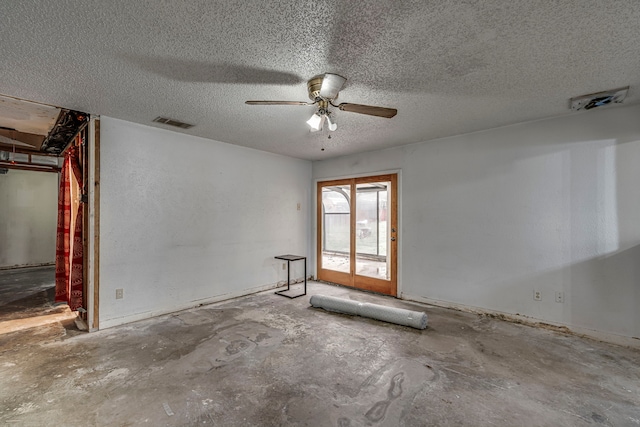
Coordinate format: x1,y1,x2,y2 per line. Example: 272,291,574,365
317,174,398,296
0,97,91,334
0,168,77,334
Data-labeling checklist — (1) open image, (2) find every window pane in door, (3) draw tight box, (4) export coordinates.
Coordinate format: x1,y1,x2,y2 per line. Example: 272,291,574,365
321,185,351,274
356,182,390,280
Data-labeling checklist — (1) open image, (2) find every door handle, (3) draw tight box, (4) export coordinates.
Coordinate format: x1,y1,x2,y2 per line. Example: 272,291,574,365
390,237,396,241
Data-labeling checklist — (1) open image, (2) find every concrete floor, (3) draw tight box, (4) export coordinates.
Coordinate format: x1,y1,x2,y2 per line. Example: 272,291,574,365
0,266,75,335
0,266,57,320
1,274,639,426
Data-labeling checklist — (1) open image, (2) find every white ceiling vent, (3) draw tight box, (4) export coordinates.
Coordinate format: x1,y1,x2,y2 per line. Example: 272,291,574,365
570,86,629,111
152,117,194,129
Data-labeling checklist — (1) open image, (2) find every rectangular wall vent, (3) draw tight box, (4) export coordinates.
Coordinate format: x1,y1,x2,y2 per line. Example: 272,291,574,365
152,117,195,129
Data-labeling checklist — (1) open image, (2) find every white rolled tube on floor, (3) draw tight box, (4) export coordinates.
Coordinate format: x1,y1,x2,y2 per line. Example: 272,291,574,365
309,294,428,330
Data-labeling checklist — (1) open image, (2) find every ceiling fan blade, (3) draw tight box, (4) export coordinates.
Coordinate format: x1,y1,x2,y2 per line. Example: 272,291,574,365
319,74,347,99
245,100,313,106
123,54,305,85
337,103,397,118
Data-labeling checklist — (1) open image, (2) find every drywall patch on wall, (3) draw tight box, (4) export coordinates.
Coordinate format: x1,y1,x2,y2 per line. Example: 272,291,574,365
313,103,640,339
0,169,57,268
99,117,311,329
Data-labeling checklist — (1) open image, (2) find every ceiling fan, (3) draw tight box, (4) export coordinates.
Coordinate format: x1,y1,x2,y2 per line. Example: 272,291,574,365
245,73,397,132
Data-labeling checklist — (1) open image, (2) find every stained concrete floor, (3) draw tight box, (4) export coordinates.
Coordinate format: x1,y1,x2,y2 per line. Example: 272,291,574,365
0,266,75,335
1,276,639,426
0,266,58,320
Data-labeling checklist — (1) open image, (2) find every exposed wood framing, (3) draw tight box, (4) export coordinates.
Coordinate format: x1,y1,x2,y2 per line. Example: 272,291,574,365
0,160,60,173
0,144,59,156
82,128,89,323
92,119,100,330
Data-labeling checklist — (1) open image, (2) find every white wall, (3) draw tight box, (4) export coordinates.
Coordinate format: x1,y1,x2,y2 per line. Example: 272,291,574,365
99,117,311,328
0,169,58,268
313,104,640,340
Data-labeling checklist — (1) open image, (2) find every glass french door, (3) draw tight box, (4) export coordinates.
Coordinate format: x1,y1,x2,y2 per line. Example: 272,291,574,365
317,174,397,296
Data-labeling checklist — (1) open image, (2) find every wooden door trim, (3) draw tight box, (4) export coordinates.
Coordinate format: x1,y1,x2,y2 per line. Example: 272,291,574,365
317,178,353,284
317,173,398,296
353,174,397,296
90,118,100,331
390,173,398,294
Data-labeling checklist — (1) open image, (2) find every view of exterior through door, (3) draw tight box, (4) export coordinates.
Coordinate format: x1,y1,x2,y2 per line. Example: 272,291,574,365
317,174,397,296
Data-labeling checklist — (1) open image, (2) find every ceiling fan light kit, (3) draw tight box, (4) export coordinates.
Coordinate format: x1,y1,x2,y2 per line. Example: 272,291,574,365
325,114,337,131
306,111,337,133
245,73,397,132
306,112,324,131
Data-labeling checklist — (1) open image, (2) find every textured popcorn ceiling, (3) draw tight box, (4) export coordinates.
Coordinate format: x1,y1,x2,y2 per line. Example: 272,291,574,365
1,0,639,160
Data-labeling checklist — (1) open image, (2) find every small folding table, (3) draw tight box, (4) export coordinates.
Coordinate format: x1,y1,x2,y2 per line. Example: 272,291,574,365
274,254,307,299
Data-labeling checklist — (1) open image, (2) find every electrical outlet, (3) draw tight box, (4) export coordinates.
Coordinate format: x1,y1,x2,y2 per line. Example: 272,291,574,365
533,290,542,301
116,288,124,299
555,291,564,303
282,263,286,270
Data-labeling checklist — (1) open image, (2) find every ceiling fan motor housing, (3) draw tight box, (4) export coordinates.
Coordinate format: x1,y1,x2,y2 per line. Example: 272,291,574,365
246,72,397,119
307,75,337,101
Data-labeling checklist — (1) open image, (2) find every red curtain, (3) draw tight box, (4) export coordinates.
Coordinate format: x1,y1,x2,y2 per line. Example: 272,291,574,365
69,205,84,310
55,140,84,310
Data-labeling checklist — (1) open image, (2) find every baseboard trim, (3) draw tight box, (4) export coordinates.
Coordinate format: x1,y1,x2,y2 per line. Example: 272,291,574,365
0,262,55,271
98,281,283,330
401,293,640,349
